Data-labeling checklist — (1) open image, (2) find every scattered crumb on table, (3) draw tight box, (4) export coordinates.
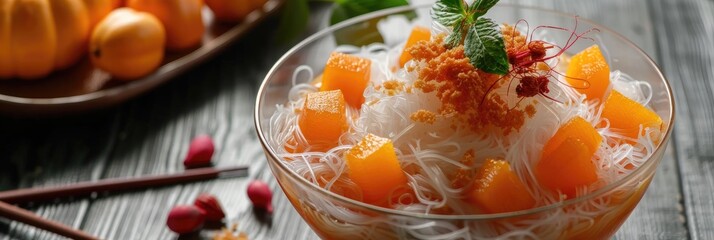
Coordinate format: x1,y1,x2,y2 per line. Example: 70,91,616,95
213,224,248,240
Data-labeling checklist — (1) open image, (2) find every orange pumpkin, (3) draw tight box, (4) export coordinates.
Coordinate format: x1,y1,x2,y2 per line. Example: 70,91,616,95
127,0,204,51
82,0,123,28
0,0,90,79
90,8,165,80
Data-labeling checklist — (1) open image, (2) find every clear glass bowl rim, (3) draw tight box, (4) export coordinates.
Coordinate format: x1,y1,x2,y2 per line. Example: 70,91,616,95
254,2,676,220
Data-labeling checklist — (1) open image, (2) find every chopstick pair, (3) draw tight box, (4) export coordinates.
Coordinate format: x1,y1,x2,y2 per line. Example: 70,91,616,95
0,202,98,240
0,165,249,240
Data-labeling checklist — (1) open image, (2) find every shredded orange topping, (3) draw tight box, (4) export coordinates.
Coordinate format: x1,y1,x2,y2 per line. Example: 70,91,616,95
213,224,248,240
407,35,532,135
525,104,536,117
502,24,527,56
451,149,476,189
382,80,405,96
410,110,437,124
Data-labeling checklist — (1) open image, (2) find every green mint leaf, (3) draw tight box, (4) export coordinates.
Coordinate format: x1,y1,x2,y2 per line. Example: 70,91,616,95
431,0,467,27
276,0,309,43
331,0,409,25
469,0,499,18
464,18,509,74
445,20,464,48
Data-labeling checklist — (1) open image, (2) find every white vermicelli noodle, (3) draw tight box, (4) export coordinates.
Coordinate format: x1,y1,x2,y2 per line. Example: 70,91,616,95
266,26,660,239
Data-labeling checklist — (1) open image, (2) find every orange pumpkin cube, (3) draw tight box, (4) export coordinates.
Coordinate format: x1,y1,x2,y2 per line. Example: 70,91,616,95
536,116,602,199
298,90,347,149
542,116,602,158
346,134,407,206
601,90,663,141
320,52,371,108
537,137,599,199
565,45,611,100
398,26,431,67
468,159,535,214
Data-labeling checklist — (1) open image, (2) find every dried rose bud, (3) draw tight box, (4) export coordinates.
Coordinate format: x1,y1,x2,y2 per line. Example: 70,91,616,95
167,205,205,234
184,135,215,169
194,193,225,221
247,180,273,213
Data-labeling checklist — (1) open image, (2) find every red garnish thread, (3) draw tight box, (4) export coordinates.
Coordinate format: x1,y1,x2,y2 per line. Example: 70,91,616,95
483,17,600,106
515,76,549,98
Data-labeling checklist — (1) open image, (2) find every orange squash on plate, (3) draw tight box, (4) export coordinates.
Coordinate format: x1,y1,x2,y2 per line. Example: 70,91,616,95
127,0,204,51
82,0,123,28
0,0,90,79
90,8,166,80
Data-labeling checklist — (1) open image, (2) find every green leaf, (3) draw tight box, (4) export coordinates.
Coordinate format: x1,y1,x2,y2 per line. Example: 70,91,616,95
334,18,385,46
331,0,409,25
464,18,509,74
276,0,310,43
444,20,464,48
469,0,499,18
431,0,467,27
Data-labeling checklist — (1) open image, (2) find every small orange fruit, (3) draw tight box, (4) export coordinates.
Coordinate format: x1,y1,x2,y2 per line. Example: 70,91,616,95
89,8,165,80
82,0,117,28
127,0,204,51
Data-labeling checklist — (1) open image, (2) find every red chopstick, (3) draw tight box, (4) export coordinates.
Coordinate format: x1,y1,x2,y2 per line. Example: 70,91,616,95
0,201,98,240
0,165,249,204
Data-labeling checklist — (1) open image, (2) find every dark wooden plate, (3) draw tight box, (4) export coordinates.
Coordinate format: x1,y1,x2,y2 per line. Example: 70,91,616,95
0,0,282,116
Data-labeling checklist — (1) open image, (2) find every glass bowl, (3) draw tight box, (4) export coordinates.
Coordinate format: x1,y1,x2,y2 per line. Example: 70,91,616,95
254,3,674,239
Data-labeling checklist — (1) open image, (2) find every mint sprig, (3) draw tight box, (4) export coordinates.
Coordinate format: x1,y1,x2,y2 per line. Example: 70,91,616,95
432,0,468,27
444,20,464,47
432,0,508,75
469,0,499,16
465,18,509,74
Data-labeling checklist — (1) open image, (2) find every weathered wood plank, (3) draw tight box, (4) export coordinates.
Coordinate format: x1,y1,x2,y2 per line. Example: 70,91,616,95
650,0,714,239
74,23,317,240
0,111,120,240
0,15,317,240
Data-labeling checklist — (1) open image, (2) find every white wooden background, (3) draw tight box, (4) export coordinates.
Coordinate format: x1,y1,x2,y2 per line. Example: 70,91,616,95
1,0,711,239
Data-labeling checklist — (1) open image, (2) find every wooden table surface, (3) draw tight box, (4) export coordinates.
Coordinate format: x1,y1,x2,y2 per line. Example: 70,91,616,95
1,0,712,239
